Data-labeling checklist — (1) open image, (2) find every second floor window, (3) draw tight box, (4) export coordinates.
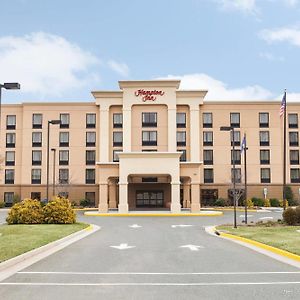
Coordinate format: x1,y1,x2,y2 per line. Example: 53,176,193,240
259,113,269,128
260,150,270,164
59,150,69,165
203,150,213,165
59,132,69,147
261,168,271,183
5,151,15,166
86,150,96,165
230,113,240,128
5,169,14,184
289,132,298,147
203,113,213,128
203,132,213,146
231,168,241,183
31,169,41,184
290,150,299,165
142,112,157,127
176,131,186,146
86,169,95,184
32,150,42,165
142,131,157,146
113,132,123,147
60,114,70,128
86,132,96,147
59,169,69,184
291,168,300,183
32,114,42,128
113,113,123,128
6,133,15,148
86,113,96,128
32,132,42,147
176,113,186,128
204,169,214,183
288,113,298,128
260,131,270,146
6,115,16,130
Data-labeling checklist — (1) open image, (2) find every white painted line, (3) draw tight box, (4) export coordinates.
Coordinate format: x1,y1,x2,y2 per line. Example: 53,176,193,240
17,271,300,275
129,224,142,228
2,282,300,286
259,217,274,220
172,225,193,228
239,215,253,218
180,245,204,251
110,243,136,250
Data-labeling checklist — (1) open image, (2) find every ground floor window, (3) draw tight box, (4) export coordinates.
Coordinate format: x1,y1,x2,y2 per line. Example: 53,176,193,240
4,192,14,206
85,192,96,206
228,189,245,206
31,192,41,201
136,191,164,208
58,192,69,198
201,189,218,206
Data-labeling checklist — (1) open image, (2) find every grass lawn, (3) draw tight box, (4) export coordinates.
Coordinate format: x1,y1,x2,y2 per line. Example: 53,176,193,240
0,223,88,263
217,225,300,256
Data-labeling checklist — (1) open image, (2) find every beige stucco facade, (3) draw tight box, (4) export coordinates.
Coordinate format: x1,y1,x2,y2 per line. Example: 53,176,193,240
1,79,300,211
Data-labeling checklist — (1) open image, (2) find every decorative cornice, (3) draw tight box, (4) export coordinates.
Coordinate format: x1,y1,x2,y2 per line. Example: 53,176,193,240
91,91,123,99
176,90,208,98
119,80,180,89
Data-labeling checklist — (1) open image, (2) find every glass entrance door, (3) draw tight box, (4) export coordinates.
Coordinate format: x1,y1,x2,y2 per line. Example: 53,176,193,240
136,190,164,208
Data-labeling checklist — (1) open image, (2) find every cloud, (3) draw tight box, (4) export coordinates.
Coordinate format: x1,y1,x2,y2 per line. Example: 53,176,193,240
158,73,273,100
0,32,101,97
213,0,258,14
259,52,285,61
259,26,300,47
282,0,299,6
108,60,130,77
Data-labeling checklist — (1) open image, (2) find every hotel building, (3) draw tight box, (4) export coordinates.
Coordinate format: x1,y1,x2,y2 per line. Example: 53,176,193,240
0,80,299,212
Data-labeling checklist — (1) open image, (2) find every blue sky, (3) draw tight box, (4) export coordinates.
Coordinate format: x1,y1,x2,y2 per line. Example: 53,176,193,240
0,0,300,103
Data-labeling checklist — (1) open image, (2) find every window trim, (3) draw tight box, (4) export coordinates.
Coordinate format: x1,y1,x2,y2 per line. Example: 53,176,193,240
176,112,186,128
86,113,96,128
113,131,123,147
142,112,157,127
204,168,214,183
113,113,123,128
259,112,269,128
5,151,15,166
230,112,240,128
142,131,157,146
32,150,42,166
32,113,43,129
86,150,96,165
203,112,213,128
60,113,70,129
59,150,69,166
86,132,96,147
6,115,16,130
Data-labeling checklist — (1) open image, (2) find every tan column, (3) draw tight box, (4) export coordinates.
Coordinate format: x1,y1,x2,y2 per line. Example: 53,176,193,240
190,104,200,162
118,182,128,213
168,105,177,152
123,107,131,152
99,106,109,162
171,182,181,213
183,183,191,208
190,183,201,212
98,183,108,212
108,180,117,209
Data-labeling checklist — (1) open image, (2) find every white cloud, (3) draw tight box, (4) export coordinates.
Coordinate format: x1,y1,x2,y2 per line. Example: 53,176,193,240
108,60,130,77
0,32,101,97
259,52,285,61
282,0,299,6
259,26,300,47
158,73,273,100
214,0,258,14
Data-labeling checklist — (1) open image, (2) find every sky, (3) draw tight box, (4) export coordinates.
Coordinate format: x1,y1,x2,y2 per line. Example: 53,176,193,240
0,0,300,103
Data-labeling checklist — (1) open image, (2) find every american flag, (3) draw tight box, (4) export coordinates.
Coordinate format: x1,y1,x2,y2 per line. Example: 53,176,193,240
241,135,246,154
280,91,286,117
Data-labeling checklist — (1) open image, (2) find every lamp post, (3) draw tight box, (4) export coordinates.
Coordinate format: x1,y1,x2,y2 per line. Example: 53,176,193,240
51,148,56,198
220,126,237,228
47,120,61,202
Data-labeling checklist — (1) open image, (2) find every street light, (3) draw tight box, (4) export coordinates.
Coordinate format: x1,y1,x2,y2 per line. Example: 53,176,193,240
51,148,57,198
46,120,61,202
220,125,237,228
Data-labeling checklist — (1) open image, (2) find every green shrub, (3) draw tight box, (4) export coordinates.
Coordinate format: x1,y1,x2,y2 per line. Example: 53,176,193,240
295,206,300,224
264,198,271,207
0,201,5,208
251,197,264,207
284,186,297,206
80,198,91,207
283,207,297,225
6,198,44,224
279,199,289,207
270,198,280,207
244,199,254,208
214,198,228,206
13,194,21,205
43,197,76,224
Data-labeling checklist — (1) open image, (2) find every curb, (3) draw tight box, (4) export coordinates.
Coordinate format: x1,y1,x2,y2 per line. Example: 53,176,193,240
73,208,98,211
84,211,223,217
0,224,100,281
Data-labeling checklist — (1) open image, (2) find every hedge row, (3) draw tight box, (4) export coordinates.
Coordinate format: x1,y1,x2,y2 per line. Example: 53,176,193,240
213,197,287,208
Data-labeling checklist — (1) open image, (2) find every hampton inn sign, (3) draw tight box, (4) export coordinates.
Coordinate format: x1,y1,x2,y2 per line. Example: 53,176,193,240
134,89,165,102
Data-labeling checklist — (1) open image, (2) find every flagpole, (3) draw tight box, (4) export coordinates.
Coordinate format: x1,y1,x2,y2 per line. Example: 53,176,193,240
283,89,287,210
244,133,248,224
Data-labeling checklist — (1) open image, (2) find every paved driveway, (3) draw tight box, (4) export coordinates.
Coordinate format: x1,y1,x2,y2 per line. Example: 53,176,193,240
1,210,300,299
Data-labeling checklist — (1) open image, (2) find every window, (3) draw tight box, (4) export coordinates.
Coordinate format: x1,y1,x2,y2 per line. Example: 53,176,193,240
31,192,41,201
261,168,271,183
59,150,69,165
176,131,186,146
203,150,213,165
142,131,157,146
6,133,15,148
59,132,69,147
176,113,186,128
113,113,123,128
203,132,213,146
31,169,41,184
259,113,269,128
203,113,213,128
290,150,299,165
142,112,157,127
204,169,214,183
32,150,42,165
289,114,298,128
5,169,14,184
179,150,187,162
260,150,270,164
5,151,15,166
231,150,241,165
59,169,69,184
86,150,96,165
260,131,270,146
231,131,241,146
230,113,240,128
6,115,16,130
60,113,70,128
32,114,42,128
86,113,96,128
4,192,14,206
289,132,299,146
291,168,300,183
86,132,96,147
58,192,69,198
201,189,218,206
86,169,95,184
85,192,95,206
113,132,123,147
231,168,241,183
113,150,121,162
32,132,42,147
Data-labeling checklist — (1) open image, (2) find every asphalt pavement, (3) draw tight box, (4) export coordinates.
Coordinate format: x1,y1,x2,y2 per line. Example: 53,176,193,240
1,209,300,300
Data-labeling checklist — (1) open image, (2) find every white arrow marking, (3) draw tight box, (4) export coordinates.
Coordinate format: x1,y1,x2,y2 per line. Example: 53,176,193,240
110,243,136,250
172,225,194,228
180,245,204,251
259,217,274,220
129,224,142,228
239,215,253,218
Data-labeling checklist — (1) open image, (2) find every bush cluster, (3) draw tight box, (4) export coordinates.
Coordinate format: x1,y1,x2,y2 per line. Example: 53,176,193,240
0,201,5,208
79,198,92,207
282,206,300,225
6,197,76,225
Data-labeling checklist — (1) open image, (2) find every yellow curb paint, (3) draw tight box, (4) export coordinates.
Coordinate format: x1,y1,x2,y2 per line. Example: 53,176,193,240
219,231,300,263
84,225,93,231
84,212,223,217
73,208,98,212
213,208,257,212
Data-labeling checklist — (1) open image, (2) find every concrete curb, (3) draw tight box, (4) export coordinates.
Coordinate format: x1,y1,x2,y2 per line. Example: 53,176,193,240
73,208,98,211
213,227,300,269
0,224,100,282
